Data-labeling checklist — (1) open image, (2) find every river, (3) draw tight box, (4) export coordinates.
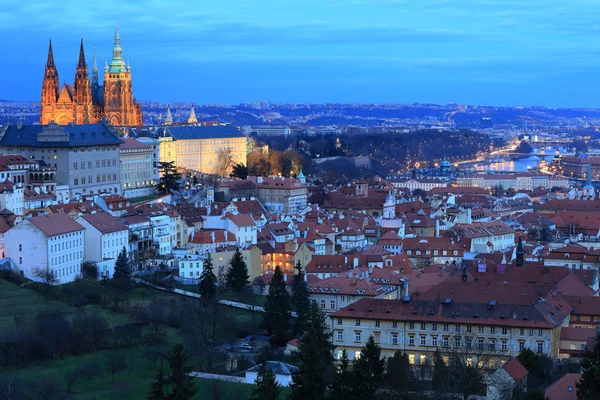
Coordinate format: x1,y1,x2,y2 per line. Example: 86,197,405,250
469,147,569,172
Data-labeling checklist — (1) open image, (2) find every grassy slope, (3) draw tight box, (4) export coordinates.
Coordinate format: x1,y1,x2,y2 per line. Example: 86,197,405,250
0,279,263,400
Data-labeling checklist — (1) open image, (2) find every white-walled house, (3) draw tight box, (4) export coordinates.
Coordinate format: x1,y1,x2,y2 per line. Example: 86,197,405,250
77,212,129,279
4,212,85,284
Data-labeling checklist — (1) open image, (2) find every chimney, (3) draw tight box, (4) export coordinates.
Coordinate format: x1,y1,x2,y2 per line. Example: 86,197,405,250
257,177,263,184
353,257,359,268
435,219,440,238
344,256,348,264
191,231,195,242
348,271,352,278
210,231,215,243
224,230,228,241
467,208,472,224
512,312,517,320
284,274,288,282
365,270,369,279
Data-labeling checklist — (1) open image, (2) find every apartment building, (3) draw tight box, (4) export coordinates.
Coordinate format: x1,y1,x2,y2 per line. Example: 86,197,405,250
330,297,565,364
77,212,129,279
4,213,85,283
0,122,122,198
119,138,155,198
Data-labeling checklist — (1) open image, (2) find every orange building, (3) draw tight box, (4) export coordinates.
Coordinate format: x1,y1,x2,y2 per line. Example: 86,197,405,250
40,25,142,126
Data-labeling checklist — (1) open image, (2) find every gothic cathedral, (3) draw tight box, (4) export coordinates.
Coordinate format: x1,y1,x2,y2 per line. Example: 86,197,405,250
40,25,142,126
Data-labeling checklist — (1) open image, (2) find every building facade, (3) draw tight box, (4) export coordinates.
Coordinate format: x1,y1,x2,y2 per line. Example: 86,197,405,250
156,125,247,175
0,122,122,199
4,213,85,283
40,26,142,126
119,138,155,198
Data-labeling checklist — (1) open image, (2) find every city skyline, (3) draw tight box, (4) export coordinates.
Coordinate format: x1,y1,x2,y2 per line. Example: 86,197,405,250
3,0,600,107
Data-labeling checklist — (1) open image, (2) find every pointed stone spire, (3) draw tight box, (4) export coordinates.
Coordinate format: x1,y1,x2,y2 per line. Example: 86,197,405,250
516,237,525,267
92,45,98,86
46,39,56,69
165,106,173,125
77,38,86,68
187,107,197,124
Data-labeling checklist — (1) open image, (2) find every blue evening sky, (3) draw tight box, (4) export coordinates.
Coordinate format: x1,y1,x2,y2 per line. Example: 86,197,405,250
1,0,599,107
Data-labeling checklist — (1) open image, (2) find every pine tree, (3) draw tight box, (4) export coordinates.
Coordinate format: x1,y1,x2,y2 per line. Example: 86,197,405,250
291,261,311,336
198,253,217,302
166,344,197,400
351,335,385,399
577,333,600,400
113,247,131,280
147,370,166,400
289,301,335,400
432,350,449,392
251,363,282,400
263,266,291,347
156,161,181,195
386,351,412,395
225,248,250,293
329,350,353,400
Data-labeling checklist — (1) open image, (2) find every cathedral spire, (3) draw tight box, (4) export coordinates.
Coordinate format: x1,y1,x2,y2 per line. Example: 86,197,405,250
92,46,98,87
77,38,86,68
109,23,126,73
46,39,56,69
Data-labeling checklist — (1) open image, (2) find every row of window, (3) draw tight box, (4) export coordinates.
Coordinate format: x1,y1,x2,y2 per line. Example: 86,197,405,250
346,332,545,354
343,319,544,337
406,250,459,256
73,159,118,170
73,174,118,186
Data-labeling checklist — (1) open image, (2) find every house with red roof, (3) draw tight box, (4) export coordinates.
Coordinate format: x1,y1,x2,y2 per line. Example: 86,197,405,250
4,213,85,284
487,358,529,400
544,373,580,400
77,212,129,278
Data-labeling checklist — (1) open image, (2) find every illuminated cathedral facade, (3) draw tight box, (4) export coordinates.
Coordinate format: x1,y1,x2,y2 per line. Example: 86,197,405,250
40,25,142,126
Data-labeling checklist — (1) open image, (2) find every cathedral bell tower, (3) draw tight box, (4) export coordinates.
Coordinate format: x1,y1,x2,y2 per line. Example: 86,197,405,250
40,40,60,124
73,39,92,123
103,24,142,126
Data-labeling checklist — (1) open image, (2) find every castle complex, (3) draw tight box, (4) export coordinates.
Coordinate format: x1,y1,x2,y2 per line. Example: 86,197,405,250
40,25,142,126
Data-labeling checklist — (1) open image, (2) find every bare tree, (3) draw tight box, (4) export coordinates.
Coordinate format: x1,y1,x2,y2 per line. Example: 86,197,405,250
32,266,58,285
180,301,229,371
216,147,236,176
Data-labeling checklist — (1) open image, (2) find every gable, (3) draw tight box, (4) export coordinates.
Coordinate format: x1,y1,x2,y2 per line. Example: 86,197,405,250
57,84,73,104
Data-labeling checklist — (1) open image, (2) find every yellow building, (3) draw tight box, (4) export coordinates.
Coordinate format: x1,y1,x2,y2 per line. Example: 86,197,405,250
157,125,247,175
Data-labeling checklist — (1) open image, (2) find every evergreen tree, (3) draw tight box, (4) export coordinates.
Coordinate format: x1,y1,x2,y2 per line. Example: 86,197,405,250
329,350,353,400
157,161,182,195
577,333,600,400
166,344,197,400
289,301,335,400
147,370,166,400
263,266,291,347
198,253,218,302
230,163,249,180
225,248,250,293
351,336,385,399
251,363,282,400
113,247,131,280
291,261,311,336
432,350,449,392
386,351,412,395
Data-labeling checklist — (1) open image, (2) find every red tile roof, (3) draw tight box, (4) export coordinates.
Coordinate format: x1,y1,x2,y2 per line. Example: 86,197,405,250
81,212,128,234
502,358,529,382
28,212,85,236
544,373,580,400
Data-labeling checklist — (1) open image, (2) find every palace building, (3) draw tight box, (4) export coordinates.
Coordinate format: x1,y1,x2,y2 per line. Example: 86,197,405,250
40,25,142,126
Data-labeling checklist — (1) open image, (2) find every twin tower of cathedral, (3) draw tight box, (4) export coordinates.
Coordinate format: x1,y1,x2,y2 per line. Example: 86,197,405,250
40,25,142,126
